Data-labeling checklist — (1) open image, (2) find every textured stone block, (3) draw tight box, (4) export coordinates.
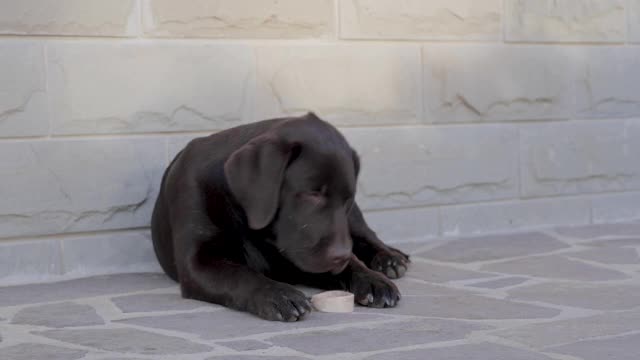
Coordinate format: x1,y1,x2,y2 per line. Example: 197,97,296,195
48,42,254,135
340,0,502,41
62,232,162,277
631,0,640,42
592,192,640,223
168,134,207,161
143,0,334,39
0,0,138,36
441,198,590,236
256,45,421,126
423,45,572,123
0,41,48,138
520,121,640,197
363,207,439,243
343,125,518,210
575,48,640,118
506,0,626,43
0,240,62,285
0,139,164,238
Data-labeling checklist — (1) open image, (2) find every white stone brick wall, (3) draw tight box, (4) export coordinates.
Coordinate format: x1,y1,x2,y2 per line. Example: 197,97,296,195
1,0,640,284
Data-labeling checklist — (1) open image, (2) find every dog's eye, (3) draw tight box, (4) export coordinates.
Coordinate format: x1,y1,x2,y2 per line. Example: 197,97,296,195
299,188,326,207
306,190,325,199
307,185,327,198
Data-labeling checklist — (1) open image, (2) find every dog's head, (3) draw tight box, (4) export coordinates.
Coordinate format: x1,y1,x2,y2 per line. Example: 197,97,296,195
224,114,358,274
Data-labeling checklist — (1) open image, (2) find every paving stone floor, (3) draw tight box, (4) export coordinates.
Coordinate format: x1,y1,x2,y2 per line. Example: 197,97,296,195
2,223,640,359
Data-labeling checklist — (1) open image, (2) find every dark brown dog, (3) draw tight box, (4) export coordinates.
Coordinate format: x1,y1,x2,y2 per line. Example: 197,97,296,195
151,112,409,321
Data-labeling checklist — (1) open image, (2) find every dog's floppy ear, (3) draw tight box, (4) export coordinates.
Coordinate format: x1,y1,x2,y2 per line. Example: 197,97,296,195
224,133,296,230
352,149,360,177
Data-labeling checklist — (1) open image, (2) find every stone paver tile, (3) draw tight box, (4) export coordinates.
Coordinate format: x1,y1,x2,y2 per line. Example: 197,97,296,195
406,261,495,283
467,277,529,289
0,273,174,307
118,310,384,340
35,328,212,354
389,241,433,254
480,255,629,281
268,319,486,355
394,279,478,296
11,301,104,328
585,238,640,247
417,232,568,263
217,339,272,351
566,247,640,265
509,282,640,310
546,332,640,360
555,223,640,239
111,293,210,313
206,356,309,360
494,310,640,348
364,342,555,360
360,294,559,320
0,343,87,360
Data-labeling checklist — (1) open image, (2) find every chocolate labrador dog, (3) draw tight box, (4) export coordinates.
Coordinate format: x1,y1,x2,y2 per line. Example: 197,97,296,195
151,112,409,321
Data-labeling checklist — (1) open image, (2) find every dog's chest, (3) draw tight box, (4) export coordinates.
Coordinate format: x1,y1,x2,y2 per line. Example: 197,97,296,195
242,238,298,278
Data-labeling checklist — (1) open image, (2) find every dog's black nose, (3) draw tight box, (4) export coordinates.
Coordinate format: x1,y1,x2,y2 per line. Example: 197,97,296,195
327,246,351,275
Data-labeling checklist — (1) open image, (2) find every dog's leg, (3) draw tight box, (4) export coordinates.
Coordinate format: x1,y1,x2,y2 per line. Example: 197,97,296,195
298,255,400,308
170,196,312,322
348,203,410,279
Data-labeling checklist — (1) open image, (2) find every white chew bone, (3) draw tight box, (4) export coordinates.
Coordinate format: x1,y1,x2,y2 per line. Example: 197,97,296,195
310,291,354,313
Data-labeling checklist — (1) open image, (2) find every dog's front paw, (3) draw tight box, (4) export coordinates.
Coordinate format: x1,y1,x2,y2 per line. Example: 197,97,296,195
371,247,410,279
351,270,400,308
248,283,312,322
